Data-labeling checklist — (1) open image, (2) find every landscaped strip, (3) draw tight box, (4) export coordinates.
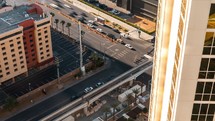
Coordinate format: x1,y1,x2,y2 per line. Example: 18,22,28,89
78,0,155,34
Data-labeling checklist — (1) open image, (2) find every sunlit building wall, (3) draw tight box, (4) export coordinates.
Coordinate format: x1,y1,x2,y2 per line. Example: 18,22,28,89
149,0,215,121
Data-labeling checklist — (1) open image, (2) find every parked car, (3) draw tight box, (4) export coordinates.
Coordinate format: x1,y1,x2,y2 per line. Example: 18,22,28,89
125,44,133,49
95,82,104,87
107,33,116,40
88,20,95,24
96,28,102,32
112,28,120,34
120,33,129,38
110,9,120,15
84,87,93,93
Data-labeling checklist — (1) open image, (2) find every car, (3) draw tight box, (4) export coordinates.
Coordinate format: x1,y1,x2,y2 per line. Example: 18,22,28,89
110,9,120,15
112,28,120,34
125,44,133,49
96,28,102,32
120,33,129,38
116,39,123,43
87,23,96,28
95,82,104,87
107,34,116,40
101,31,108,35
88,20,95,24
84,87,93,93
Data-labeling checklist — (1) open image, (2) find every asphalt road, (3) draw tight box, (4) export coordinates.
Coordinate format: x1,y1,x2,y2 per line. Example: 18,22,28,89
37,0,154,66
5,59,131,121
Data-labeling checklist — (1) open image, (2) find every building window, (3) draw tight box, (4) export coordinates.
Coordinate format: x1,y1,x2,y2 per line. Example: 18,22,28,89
45,35,48,39
5,62,8,66
18,46,22,50
44,30,47,33
9,40,13,42
19,51,22,54
1,43,5,45
12,59,16,62
40,47,43,50
20,61,24,64
32,58,36,61
39,38,42,41
38,33,41,36
207,4,215,28
11,49,14,52
10,44,14,47
6,72,10,75
40,52,44,55
46,45,49,48
21,65,25,69
29,34,33,38
2,52,6,55
14,68,18,72
41,56,44,60
2,47,5,51
199,58,215,79
39,42,42,46
46,49,49,52
31,49,34,52
5,67,9,70
30,40,33,43
17,41,21,45
13,64,17,67
47,54,50,57
20,56,23,59
30,44,34,47
3,57,7,60
45,40,48,43
17,37,20,40
0,75,2,78
32,54,35,56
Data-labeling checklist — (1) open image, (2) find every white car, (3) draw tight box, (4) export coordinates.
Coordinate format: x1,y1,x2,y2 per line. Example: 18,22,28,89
87,23,95,28
84,87,93,93
110,9,120,15
125,44,133,49
96,28,102,32
120,33,129,38
88,20,95,24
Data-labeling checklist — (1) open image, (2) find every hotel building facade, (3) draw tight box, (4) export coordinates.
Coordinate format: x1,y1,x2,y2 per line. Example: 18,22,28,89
149,0,215,121
0,4,53,85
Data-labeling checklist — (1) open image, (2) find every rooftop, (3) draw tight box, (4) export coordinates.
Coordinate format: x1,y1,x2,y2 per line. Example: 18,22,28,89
0,4,44,34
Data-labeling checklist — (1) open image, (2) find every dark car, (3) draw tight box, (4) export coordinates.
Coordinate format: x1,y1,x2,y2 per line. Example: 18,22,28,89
99,4,108,10
112,28,120,34
107,34,116,40
78,17,86,24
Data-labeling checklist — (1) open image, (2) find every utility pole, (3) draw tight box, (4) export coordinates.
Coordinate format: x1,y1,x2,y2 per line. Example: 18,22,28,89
78,21,86,76
55,56,63,89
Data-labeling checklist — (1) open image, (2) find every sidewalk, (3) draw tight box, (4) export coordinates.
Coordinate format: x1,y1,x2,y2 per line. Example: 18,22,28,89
66,0,154,41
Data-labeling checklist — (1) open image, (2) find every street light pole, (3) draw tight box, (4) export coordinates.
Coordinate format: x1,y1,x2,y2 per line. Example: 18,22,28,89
78,21,86,75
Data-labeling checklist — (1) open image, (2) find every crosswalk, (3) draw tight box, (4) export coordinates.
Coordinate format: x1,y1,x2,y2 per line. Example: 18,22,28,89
114,49,130,59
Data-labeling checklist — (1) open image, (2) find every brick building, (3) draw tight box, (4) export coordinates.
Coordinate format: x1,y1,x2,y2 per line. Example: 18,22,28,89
0,4,53,85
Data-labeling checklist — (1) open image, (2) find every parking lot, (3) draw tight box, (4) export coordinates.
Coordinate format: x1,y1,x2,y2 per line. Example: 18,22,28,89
0,30,93,100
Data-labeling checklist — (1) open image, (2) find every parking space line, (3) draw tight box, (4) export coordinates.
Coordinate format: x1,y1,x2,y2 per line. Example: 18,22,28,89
107,44,116,49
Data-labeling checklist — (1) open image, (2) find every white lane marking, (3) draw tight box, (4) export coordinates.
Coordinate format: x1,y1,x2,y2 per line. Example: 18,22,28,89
107,44,116,49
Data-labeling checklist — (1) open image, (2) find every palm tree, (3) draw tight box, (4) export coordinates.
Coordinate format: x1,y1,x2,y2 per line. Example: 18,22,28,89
3,96,18,111
103,106,110,121
54,19,59,30
50,12,55,26
60,20,65,33
66,22,72,36
132,88,140,102
111,103,118,120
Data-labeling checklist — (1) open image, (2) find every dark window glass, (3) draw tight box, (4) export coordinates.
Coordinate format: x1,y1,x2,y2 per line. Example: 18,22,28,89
196,82,204,93
11,49,14,52
213,83,215,94
204,32,213,46
3,52,6,55
209,59,215,71
192,104,200,114
199,115,206,121
191,115,198,120
199,72,206,79
6,72,10,75
200,104,208,114
207,72,215,79
3,57,7,60
200,58,209,71
17,41,21,44
212,47,215,55
206,116,214,121
29,34,33,38
203,95,210,101
18,46,22,49
208,104,215,114
203,47,211,54
37,21,50,27
5,67,9,70
211,95,215,101
21,65,25,68
204,82,213,93
30,40,33,43
195,95,202,101
0,31,22,40
2,47,5,50
10,44,14,47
